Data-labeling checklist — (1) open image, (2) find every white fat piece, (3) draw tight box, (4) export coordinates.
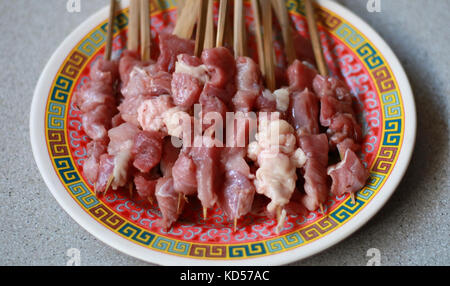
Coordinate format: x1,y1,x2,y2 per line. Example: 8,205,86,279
175,55,210,83
163,108,191,138
254,150,297,215
292,148,307,168
137,95,173,133
273,88,290,112
112,141,133,190
262,89,275,101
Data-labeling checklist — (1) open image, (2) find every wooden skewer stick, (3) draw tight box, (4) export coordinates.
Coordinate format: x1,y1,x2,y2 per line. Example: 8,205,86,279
104,174,114,195
140,0,151,61
128,0,140,51
233,0,246,57
176,0,186,18
148,196,154,205
128,181,133,198
203,0,216,50
260,0,276,91
271,0,295,65
177,193,183,214
304,0,328,76
275,205,286,234
173,0,201,39
350,193,356,204
234,218,238,232
319,203,325,216
216,0,228,47
251,0,265,77
195,0,209,57
104,0,117,61
203,207,208,220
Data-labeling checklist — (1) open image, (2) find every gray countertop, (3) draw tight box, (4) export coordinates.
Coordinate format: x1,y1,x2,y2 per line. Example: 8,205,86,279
0,0,448,266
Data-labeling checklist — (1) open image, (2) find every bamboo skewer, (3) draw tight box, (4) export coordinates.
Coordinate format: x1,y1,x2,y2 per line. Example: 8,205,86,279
233,0,246,57
350,193,356,204
173,0,201,39
203,207,208,220
271,0,295,65
251,0,265,77
104,174,114,195
176,0,186,18
140,0,151,61
216,0,228,47
128,181,133,197
261,0,275,91
128,0,140,51
319,203,325,216
104,0,117,61
304,0,328,77
203,0,216,50
195,0,209,57
230,0,249,232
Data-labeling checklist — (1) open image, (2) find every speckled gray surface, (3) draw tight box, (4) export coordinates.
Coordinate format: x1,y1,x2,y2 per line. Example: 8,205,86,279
0,0,448,266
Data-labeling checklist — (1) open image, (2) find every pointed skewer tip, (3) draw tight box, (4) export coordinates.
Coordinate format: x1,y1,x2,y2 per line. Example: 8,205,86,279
203,207,207,220
104,174,114,195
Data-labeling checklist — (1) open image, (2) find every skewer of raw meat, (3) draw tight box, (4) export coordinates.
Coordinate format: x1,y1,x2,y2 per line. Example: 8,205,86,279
136,1,221,228
269,1,327,215
78,0,120,194
305,0,369,203
246,1,307,233
103,0,153,195
217,0,259,232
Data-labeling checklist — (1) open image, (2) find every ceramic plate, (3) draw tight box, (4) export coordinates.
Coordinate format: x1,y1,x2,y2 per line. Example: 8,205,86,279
30,0,416,265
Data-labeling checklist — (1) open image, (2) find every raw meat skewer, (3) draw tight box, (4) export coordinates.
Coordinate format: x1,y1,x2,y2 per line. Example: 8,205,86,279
305,0,369,204
81,0,119,194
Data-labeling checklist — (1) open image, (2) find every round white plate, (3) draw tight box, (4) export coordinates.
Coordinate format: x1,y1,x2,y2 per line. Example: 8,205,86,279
31,0,416,265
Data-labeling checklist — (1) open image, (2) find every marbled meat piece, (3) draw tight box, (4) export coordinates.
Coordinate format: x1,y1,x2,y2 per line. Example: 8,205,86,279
156,33,195,73
131,130,163,173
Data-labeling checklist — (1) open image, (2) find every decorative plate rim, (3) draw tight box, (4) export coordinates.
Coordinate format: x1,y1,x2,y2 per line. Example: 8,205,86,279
30,0,416,265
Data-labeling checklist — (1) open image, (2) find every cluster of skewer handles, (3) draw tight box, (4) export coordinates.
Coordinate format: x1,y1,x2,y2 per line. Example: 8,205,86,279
104,0,328,90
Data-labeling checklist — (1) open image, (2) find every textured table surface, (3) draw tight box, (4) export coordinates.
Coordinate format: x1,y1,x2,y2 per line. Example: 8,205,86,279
0,0,448,266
